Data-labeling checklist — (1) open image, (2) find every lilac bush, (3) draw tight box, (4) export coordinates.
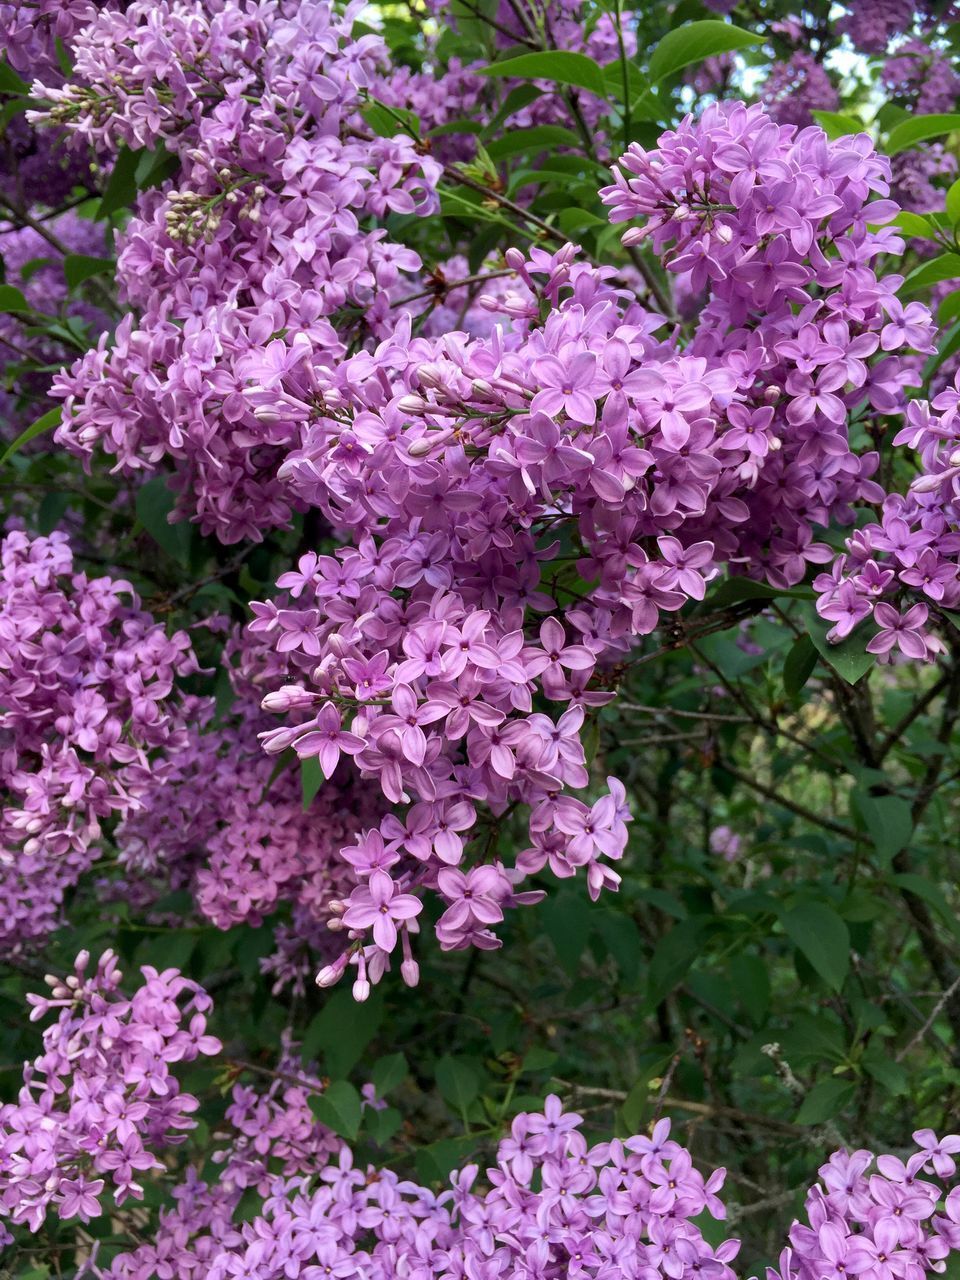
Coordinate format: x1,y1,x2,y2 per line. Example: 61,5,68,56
5,0,960,1275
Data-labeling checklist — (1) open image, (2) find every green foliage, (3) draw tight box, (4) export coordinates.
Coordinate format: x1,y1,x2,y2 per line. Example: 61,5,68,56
477,50,608,97
646,20,763,85
7,2,960,1271
0,407,61,464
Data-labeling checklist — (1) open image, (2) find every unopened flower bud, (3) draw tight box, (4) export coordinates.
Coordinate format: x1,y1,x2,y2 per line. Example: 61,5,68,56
352,977,371,1002
408,430,452,457
911,471,950,493
260,685,316,712
316,960,345,988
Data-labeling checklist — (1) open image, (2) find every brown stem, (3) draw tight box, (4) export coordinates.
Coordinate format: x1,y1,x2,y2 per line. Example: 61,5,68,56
717,761,860,841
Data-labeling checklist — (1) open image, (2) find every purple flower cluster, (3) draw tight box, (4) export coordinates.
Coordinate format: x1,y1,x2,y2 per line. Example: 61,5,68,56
234,101,941,997
838,0,917,53
103,1095,737,1280
0,212,109,433
775,1135,960,1280
815,373,960,657
216,1034,343,1189
0,114,94,209
0,949,220,1239
41,0,442,543
891,146,958,219
882,40,960,112
0,0,101,79
0,529,197,949
99,1093,960,1280
3,956,960,1280
759,53,839,127
115,628,382,993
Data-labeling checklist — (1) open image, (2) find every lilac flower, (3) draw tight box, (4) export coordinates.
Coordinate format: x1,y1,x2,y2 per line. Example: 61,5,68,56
341,870,422,951
290,703,366,776
531,352,599,425
0,951,220,1231
866,604,931,660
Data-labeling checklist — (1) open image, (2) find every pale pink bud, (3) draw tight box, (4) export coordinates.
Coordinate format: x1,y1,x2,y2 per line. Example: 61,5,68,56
260,685,316,712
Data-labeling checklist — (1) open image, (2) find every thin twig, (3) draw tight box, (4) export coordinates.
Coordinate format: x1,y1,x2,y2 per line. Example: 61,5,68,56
895,973,960,1063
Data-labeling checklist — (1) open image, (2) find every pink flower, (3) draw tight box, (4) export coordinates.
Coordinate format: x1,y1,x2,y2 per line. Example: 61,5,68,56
341,870,422,952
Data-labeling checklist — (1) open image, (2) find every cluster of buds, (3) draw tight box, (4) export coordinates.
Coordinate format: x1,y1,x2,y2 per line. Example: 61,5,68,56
163,176,267,245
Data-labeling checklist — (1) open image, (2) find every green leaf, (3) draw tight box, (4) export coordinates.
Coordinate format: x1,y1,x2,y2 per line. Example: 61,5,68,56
308,1080,362,1140
435,1054,481,1114
707,575,811,608
478,50,607,99
603,62,661,119
371,1052,408,1097
0,60,29,96
795,1077,855,1124
0,407,61,465
947,178,960,227
783,633,817,697
64,254,113,289
782,902,850,992
37,490,70,534
54,37,73,78
542,889,593,975
361,97,420,138
892,872,960,928
427,118,485,138
19,256,54,283
620,1078,650,1133
98,145,140,218
40,319,89,350
851,791,913,865
647,21,763,85
895,211,937,239
901,253,960,294
0,95,41,127
0,284,30,313
134,144,178,190
365,1105,403,1144
522,1045,558,1072
135,476,192,567
730,953,770,1026
480,83,542,138
557,206,609,235
415,1135,477,1185
863,1051,908,1095
302,988,384,1077
925,317,960,381
486,124,582,160
803,607,877,684
439,186,515,229
811,110,864,139
647,918,705,1006
301,756,323,810
886,113,960,154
